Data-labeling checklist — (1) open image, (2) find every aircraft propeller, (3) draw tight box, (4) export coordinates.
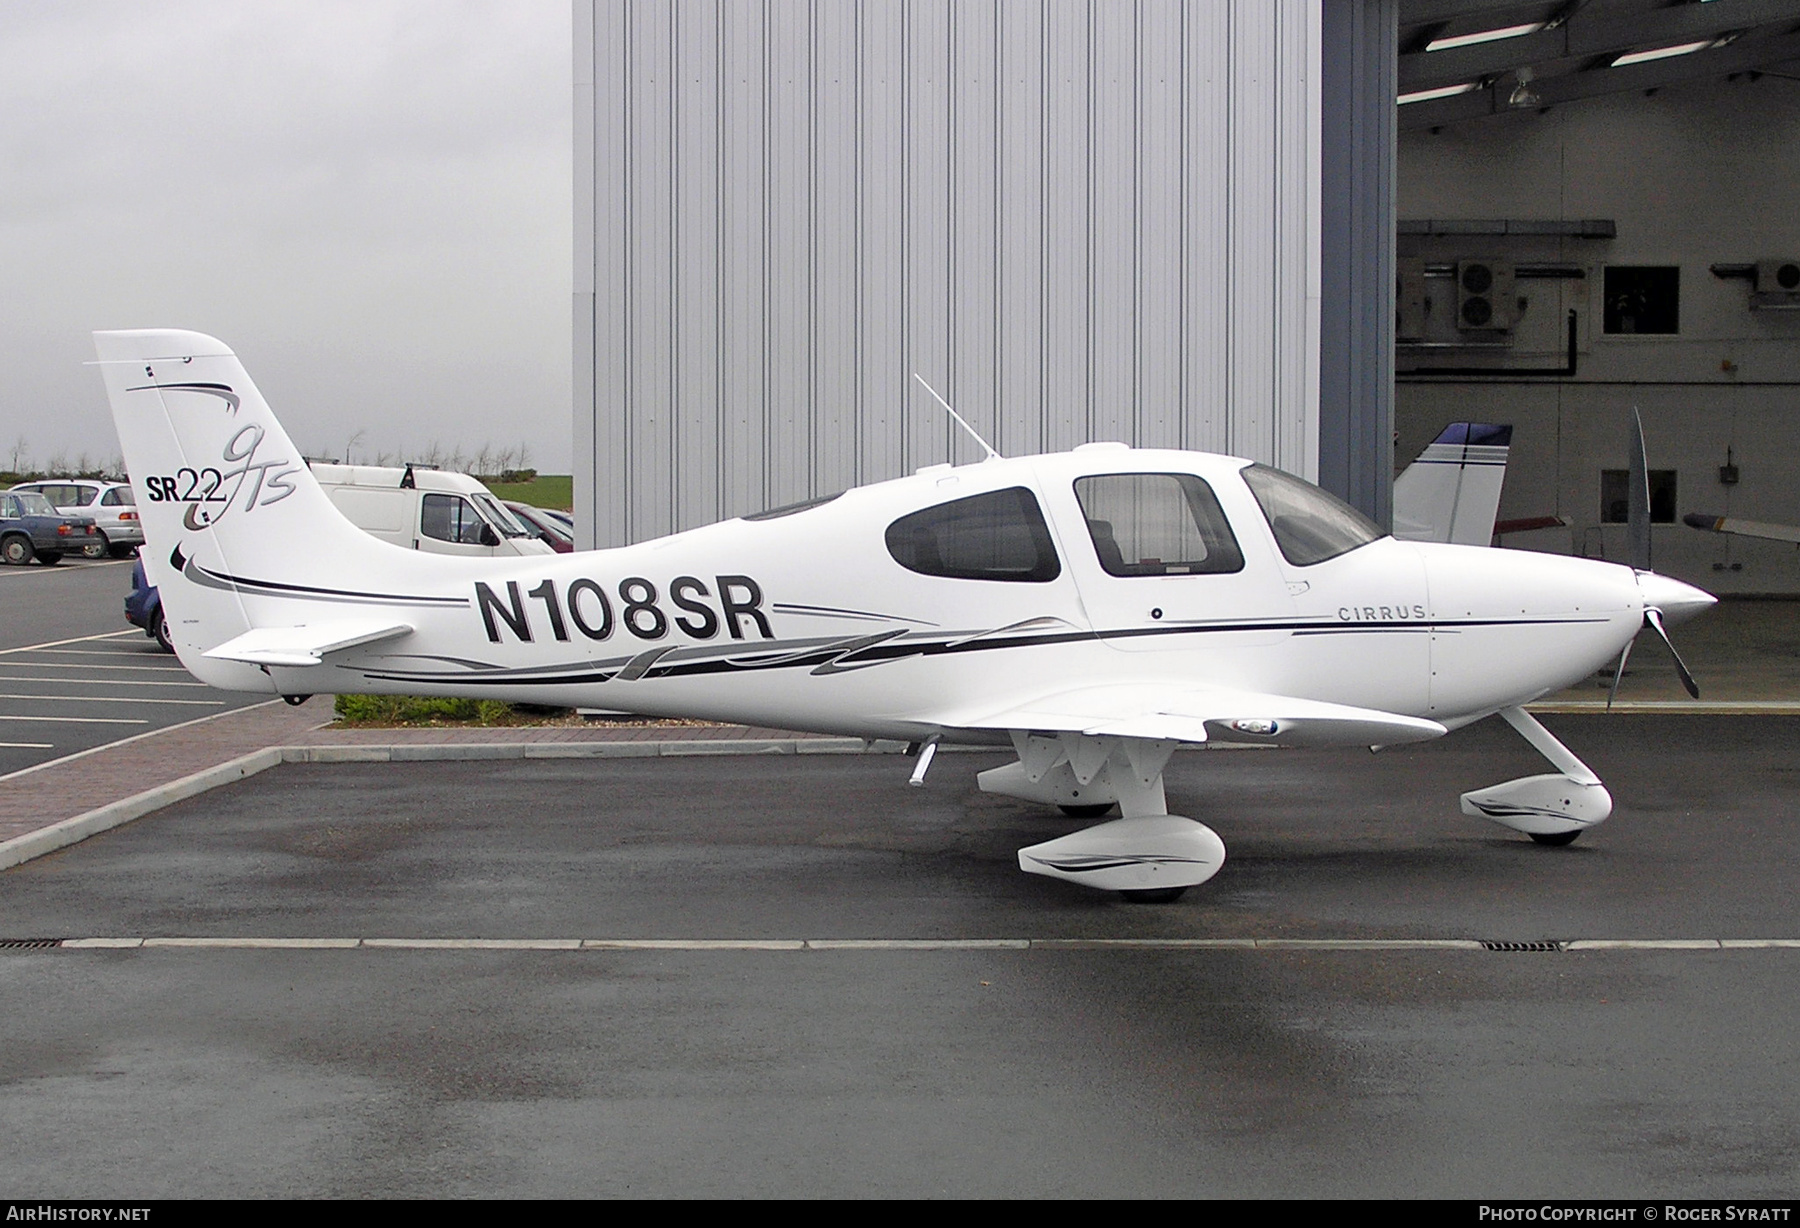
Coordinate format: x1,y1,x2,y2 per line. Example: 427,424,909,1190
1608,408,1705,706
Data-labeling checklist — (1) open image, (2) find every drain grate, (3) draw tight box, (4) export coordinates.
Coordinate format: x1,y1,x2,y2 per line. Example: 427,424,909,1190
0,938,62,949
1481,940,1566,953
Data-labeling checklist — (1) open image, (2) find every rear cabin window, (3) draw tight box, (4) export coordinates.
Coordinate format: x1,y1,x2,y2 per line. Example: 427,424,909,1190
885,486,1061,582
1074,473,1244,576
1241,464,1385,567
101,487,135,506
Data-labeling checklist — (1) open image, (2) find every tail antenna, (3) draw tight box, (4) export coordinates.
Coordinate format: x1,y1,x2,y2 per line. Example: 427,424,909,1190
912,373,1001,461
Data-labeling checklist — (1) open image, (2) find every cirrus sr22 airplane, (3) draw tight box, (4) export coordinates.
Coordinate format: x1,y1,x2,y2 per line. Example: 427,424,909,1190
96,329,1715,902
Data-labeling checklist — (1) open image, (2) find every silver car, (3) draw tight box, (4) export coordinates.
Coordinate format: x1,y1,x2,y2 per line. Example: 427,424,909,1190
8,480,144,558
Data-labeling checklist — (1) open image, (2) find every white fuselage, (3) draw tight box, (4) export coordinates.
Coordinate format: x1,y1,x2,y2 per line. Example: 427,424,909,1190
179,447,1649,743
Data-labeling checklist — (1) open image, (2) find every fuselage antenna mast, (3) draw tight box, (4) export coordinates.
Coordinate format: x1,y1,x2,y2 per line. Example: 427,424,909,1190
912,372,1002,461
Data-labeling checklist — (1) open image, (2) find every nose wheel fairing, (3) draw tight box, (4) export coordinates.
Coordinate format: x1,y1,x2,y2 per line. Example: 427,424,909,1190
1461,707,1613,839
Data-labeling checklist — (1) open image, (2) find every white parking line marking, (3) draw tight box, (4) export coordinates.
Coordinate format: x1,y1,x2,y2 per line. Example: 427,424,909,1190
6,663,192,673
27,937,1800,952
0,693,224,706
0,699,284,785
31,649,168,657
0,742,54,749
0,676,210,687
0,631,137,656
0,714,149,724
0,561,130,580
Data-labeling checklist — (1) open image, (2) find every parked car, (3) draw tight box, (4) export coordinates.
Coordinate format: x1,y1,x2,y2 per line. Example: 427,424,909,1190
310,463,554,557
8,479,143,558
124,552,173,651
0,489,101,565
504,501,574,553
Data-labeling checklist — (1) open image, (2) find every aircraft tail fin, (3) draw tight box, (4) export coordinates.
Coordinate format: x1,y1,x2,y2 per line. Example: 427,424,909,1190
1391,422,1512,546
93,329,405,687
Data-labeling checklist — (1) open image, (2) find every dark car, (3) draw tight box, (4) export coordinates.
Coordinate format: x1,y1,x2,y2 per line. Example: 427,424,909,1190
504,501,575,553
0,489,101,565
9,479,144,557
124,554,173,652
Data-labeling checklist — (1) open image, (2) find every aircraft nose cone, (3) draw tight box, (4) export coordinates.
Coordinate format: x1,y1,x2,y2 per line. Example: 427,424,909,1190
1637,571,1717,627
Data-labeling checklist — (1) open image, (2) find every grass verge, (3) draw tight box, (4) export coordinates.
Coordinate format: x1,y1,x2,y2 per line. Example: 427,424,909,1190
333,695,576,727
483,474,572,510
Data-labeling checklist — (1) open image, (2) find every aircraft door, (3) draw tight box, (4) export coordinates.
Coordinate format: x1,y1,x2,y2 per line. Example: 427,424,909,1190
1046,469,1295,661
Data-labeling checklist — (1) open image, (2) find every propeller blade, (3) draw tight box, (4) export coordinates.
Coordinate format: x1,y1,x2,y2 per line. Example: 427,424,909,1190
1644,607,1700,699
1607,635,1635,710
1628,407,1651,572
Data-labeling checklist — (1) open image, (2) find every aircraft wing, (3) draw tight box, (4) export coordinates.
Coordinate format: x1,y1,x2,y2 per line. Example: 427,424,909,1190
942,683,1446,747
202,620,414,668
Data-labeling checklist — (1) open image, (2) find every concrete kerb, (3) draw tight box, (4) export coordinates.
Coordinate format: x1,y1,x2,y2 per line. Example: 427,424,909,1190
0,736,929,872
0,747,284,871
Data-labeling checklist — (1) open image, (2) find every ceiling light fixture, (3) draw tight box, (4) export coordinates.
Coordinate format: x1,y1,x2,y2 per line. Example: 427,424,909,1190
1398,82,1479,105
1611,40,1719,68
1508,66,1541,108
1425,22,1545,53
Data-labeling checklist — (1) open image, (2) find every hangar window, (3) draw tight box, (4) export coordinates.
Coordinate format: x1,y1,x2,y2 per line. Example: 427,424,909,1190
1603,267,1679,335
1074,473,1244,576
1601,469,1677,524
1241,464,1385,567
885,486,1061,582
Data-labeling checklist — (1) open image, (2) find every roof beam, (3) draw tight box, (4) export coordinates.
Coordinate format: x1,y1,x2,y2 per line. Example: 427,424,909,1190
1400,0,1800,91
1400,1,1558,29
1401,27,1800,128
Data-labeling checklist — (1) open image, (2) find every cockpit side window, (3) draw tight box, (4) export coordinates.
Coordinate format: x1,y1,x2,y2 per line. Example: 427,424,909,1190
885,486,1061,582
1073,473,1244,576
1241,463,1385,566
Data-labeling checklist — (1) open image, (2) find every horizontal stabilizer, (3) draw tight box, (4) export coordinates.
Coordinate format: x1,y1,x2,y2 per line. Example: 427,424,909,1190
203,620,413,668
943,684,1446,748
1683,512,1800,546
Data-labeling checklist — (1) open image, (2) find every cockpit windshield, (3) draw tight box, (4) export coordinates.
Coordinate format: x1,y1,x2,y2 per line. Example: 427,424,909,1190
1241,464,1385,566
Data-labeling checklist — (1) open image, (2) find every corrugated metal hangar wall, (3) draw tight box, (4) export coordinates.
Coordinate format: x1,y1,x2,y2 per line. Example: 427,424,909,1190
574,0,1323,548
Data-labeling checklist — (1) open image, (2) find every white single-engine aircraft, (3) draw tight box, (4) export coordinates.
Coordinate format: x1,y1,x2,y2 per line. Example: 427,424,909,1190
96,330,1716,901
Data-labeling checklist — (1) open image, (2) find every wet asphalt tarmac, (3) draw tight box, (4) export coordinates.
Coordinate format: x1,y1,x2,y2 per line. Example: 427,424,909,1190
2,715,1797,1198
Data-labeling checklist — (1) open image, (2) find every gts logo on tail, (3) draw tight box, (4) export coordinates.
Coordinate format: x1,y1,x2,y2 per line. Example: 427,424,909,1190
140,423,300,525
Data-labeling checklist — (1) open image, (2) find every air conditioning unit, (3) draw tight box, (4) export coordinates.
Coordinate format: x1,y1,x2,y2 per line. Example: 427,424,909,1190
1456,260,1514,332
1396,257,1429,341
1752,259,1800,310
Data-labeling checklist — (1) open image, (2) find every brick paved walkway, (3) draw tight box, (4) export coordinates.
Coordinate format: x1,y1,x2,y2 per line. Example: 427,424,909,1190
0,698,824,847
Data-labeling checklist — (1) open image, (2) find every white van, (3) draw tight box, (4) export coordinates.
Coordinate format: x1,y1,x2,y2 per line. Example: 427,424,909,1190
309,462,556,557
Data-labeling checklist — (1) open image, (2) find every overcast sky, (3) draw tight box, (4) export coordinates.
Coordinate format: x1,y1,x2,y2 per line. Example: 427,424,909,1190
0,0,571,474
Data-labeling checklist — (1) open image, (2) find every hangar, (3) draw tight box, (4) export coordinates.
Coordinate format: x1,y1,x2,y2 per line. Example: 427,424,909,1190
573,0,1800,595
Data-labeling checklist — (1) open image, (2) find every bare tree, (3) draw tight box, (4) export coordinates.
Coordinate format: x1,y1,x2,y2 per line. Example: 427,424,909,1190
8,436,27,473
